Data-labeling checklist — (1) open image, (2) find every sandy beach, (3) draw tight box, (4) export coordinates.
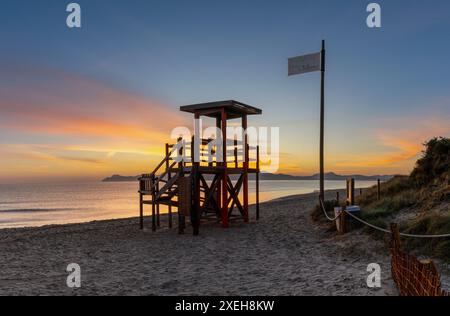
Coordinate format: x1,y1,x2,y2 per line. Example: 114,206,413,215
0,191,398,296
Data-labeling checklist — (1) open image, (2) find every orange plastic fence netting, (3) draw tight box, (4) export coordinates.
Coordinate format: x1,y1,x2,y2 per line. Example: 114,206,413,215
319,199,450,296
390,225,449,297
391,247,449,296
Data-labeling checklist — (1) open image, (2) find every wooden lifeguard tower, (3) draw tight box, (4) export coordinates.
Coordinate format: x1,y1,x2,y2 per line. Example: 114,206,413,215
139,100,262,235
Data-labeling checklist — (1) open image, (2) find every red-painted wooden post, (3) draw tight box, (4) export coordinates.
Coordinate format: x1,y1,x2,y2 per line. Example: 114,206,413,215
256,145,260,221
192,113,201,235
221,109,229,228
234,139,238,168
216,116,222,222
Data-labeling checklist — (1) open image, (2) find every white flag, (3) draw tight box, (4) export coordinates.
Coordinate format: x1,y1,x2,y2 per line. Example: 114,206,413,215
288,52,321,76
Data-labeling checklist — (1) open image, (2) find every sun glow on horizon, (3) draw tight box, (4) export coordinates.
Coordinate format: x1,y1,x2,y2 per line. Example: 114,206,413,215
1,64,449,183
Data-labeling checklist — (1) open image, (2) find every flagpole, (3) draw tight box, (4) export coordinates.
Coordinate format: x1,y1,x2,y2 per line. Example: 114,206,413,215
287,41,326,201
319,40,326,202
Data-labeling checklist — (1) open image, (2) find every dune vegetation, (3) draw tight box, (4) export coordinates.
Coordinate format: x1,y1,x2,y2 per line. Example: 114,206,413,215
359,137,449,260
314,137,450,261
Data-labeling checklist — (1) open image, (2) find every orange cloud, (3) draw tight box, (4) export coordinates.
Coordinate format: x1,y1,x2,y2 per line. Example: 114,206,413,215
0,65,186,141
0,63,189,182
277,107,450,176
330,113,450,174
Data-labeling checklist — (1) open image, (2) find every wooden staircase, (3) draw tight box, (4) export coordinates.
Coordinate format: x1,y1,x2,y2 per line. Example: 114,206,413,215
139,141,185,232
138,135,261,235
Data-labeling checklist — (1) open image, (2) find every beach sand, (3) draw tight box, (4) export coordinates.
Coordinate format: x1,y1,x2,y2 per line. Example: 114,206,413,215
0,191,398,296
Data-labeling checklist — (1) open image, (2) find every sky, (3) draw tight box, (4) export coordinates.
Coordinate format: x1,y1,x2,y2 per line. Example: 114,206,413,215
0,0,449,183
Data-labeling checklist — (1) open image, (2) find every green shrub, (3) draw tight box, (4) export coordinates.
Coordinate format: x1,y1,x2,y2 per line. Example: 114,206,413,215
434,241,450,262
313,137,450,261
357,176,414,207
403,213,450,263
411,137,450,186
360,217,389,240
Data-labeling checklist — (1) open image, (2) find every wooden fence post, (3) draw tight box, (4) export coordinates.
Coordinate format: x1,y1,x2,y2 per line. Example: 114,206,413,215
166,143,173,229
390,223,401,250
346,178,355,206
377,179,381,201
339,211,347,235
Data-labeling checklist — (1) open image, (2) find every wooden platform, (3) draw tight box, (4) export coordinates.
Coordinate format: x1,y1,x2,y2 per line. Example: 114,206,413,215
139,99,262,235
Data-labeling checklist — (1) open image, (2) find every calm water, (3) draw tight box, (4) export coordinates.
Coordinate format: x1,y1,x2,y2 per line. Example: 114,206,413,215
0,180,377,229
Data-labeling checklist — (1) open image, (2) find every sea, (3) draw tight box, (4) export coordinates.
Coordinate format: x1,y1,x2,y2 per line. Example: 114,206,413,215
0,180,378,229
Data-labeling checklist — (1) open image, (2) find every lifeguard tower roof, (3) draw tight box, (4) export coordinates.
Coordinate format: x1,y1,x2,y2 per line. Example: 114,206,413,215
180,100,262,119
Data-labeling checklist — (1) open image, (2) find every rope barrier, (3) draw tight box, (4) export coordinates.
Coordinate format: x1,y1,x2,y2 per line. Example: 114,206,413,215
319,198,341,221
343,211,391,233
319,197,450,239
345,209,450,238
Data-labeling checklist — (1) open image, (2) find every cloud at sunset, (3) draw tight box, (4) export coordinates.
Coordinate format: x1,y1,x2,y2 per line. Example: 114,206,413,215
1,62,449,182
275,102,450,177
328,112,450,175
0,63,187,182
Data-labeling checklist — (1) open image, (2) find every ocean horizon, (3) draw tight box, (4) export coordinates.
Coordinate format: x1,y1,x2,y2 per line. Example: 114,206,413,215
0,180,378,229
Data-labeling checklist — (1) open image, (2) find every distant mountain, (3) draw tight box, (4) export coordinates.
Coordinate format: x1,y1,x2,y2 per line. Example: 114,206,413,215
102,175,140,182
102,172,395,182
259,172,394,181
